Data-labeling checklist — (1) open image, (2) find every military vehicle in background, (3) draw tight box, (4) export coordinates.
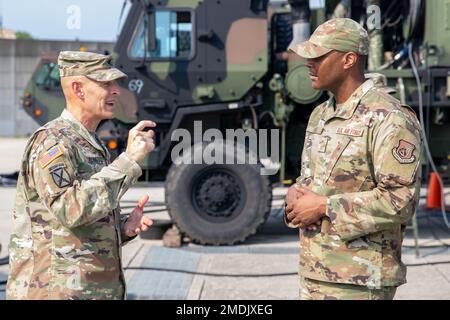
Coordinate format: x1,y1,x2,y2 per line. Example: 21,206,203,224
21,0,450,245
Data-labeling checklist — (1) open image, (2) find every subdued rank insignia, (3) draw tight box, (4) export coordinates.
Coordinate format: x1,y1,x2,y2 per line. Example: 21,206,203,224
392,139,416,164
318,136,329,153
49,163,71,188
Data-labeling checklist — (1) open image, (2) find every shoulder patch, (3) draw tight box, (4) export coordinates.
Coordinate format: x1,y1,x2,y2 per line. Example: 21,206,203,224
39,145,64,168
392,139,416,164
49,164,71,188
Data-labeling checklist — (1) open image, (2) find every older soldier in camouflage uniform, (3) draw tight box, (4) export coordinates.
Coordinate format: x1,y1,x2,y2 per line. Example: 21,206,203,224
285,19,422,300
7,51,156,300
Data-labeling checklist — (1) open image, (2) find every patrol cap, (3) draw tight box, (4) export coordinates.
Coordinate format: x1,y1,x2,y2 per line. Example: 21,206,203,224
289,18,369,59
58,51,127,82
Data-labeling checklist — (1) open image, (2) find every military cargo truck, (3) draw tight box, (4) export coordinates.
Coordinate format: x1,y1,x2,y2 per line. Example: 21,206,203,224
21,0,450,244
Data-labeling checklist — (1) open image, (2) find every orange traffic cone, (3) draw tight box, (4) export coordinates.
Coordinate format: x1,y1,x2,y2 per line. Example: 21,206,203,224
426,172,442,209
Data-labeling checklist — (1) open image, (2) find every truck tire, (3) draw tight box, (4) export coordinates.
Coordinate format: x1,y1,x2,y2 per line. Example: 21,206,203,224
165,142,272,245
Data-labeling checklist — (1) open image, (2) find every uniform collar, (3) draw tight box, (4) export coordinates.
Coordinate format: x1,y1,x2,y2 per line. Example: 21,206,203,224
323,79,375,122
60,109,106,155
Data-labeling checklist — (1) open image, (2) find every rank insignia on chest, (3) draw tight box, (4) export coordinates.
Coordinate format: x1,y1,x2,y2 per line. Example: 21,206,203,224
392,139,416,164
48,163,71,188
318,136,329,153
39,145,64,168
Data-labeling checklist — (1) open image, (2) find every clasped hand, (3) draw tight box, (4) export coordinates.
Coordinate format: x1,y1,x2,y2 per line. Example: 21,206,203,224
284,184,327,230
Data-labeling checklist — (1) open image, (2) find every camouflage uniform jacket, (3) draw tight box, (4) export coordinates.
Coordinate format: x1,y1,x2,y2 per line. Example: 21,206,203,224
291,79,422,289
7,109,142,299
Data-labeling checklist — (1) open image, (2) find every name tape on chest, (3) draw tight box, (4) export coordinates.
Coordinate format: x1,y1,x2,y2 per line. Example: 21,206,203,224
39,145,64,168
336,127,364,137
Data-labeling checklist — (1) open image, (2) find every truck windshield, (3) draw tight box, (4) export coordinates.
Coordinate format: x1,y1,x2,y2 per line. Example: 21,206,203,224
35,62,61,89
129,11,192,59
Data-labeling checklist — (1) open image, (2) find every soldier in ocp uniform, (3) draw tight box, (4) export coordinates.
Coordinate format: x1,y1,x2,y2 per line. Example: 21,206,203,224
7,51,156,300
285,19,422,300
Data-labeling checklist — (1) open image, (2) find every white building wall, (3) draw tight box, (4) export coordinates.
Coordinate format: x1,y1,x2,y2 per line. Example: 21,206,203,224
0,39,114,137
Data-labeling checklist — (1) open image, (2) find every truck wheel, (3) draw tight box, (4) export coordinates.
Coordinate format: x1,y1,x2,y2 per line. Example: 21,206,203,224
165,142,272,245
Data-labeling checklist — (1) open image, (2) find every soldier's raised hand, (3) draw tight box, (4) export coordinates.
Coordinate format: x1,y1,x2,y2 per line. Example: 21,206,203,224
124,194,154,237
125,120,156,165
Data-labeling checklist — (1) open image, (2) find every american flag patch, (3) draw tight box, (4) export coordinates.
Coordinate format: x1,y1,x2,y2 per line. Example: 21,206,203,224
39,145,64,168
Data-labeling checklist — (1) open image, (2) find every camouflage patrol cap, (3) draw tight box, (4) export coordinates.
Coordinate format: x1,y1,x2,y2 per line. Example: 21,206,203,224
58,51,127,82
289,18,369,59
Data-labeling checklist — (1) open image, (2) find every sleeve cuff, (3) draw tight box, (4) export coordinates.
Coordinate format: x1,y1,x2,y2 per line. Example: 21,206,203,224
325,195,360,241
114,152,142,179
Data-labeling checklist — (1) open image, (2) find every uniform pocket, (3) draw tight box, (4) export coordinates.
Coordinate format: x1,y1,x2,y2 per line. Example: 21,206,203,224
323,136,352,183
325,136,371,193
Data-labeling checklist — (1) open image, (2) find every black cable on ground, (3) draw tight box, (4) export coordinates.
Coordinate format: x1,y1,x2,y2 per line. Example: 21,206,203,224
403,244,450,248
124,259,450,277
124,266,297,277
406,260,450,267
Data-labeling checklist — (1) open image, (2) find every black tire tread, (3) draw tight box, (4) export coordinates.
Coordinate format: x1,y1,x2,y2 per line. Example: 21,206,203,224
165,163,273,245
